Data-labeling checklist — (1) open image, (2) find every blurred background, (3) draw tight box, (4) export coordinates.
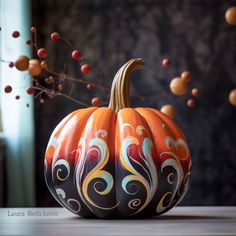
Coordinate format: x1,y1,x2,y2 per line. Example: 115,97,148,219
0,0,236,207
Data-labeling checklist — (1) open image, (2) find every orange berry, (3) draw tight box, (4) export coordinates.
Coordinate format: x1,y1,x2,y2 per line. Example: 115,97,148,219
40,60,48,69
58,84,64,91
181,71,191,82
192,88,200,96
14,55,30,71
160,104,176,119
225,7,236,25
31,26,37,33
28,59,42,77
170,77,189,96
229,89,236,106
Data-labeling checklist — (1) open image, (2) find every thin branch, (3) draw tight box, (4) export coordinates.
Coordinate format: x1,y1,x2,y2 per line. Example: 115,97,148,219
56,92,89,107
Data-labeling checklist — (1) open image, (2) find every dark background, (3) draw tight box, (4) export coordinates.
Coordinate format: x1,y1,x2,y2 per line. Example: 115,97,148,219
32,0,236,206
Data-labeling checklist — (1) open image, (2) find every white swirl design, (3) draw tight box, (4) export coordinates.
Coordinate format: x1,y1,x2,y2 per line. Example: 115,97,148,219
165,136,189,160
67,198,81,213
75,130,117,211
120,124,158,215
54,159,70,181
56,188,66,199
128,199,142,209
156,157,184,213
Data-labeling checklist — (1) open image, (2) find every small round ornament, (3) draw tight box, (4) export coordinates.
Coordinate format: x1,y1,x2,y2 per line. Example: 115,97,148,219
26,87,35,95
81,64,91,74
91,97,101,107
72,50,81,60
40,61,48,69
51,32,60,41
162,58,171,68
160,104,176,119
170,77,189,96
225,7,236,25
191,88,200,97
14,55,30,71
12,31,20,38
28,59,42,77
31,26,37,33
187,99,195,108
4,85,12,93
229,89,236,106
181,71,191,82
87,83,94,90
37,48,47,58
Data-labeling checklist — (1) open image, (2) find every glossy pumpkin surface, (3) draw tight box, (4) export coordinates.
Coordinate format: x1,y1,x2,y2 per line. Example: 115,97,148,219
44,59,191,218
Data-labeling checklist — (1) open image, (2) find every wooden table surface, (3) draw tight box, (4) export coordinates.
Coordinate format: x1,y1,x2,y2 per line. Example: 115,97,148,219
0,207,235,236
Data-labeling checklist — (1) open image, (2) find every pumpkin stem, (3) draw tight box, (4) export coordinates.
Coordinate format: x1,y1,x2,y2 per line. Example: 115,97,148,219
108,58,145,112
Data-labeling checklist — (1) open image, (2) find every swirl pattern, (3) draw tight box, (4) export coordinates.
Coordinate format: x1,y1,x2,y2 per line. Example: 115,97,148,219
120,124,158,215
45,110,191,218
75,130,117,212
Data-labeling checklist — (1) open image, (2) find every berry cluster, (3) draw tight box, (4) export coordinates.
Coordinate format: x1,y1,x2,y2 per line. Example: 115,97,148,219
160,57,200,119
1,26,201,119
1,27,102,107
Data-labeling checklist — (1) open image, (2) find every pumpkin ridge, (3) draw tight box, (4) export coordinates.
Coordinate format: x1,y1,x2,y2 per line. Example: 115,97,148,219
46,108,93,168
45,107,97,216
146,108,189,163
145,108,191,208
149,108,188,143
134,108,165,160
74,107,117,216
115,108,158,216
137,108,189,211
131,108,160,211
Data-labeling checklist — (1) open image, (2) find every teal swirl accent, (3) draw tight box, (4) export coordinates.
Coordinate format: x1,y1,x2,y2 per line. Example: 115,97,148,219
120,126,158,215
142,138,158,194
122,175,140,195
53,159,70,181
75,130,117,211
93,169,114,195
56,188,66,199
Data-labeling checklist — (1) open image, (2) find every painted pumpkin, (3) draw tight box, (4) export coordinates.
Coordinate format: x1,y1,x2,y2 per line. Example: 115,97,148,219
44,58,191,218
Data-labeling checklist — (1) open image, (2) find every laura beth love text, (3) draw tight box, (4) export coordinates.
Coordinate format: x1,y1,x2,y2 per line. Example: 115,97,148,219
7,210,58,217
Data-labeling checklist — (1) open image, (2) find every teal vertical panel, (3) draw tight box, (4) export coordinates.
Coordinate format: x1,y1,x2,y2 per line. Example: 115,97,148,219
0,0,35,206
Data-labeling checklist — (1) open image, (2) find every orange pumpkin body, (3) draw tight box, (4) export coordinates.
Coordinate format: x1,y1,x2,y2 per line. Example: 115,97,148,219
44,59,191,218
